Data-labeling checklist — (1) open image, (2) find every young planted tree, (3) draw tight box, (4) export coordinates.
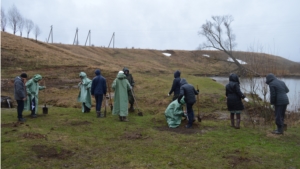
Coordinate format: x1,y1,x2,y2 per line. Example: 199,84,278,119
34,25,41,41
1,7,7,32
25,19,34,38
198,15,259,76
7,5,22,35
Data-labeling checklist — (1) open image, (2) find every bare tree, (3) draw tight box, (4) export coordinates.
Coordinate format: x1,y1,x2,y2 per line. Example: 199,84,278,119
18,16,24,37
34,25,41,41
198,15,259,76
25,19,34,38
7,5,22,35
1,7,7,32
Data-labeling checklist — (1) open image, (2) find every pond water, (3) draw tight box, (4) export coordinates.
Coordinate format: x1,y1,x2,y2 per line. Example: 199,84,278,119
210,76,300,112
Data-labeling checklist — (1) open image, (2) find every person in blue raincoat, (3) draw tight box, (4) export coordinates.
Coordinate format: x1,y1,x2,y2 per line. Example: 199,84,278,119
77,72,92,113
165,96,185,128
24,74,46,118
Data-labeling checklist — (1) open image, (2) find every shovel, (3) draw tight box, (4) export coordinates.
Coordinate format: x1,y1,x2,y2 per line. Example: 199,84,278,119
43,80,48,114
131,89,143,116
106,81,113,112
196,85,201,122
104,95,107,117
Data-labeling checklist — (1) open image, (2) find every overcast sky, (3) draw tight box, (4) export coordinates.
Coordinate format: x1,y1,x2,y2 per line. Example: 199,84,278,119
2,0,300,62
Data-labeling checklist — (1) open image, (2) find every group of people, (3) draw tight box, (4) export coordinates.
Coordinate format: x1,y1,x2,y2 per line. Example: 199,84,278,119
165,70,289,135
14,67,135,122
14,68,289,134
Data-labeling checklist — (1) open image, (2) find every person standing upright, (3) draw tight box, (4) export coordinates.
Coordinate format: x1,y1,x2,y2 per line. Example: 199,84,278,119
226,73,248,129
123,67,135,112
77,72,92,113
112,71,132,122
266,73,289,135
168,70,181,101
177,78,199,128
91,69,107,118
14,73,28,122
24,74,46,118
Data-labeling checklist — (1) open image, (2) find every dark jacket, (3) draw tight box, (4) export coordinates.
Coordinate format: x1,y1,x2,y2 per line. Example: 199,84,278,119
169,70,181,95
123,67,135,87
91,69,107,95
266,73,289,105
14,76,26,100
177,78,199,104
226,74,245,111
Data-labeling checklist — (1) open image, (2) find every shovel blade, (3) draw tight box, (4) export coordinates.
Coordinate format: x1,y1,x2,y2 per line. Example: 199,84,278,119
43,107,48,114
138,111,143,116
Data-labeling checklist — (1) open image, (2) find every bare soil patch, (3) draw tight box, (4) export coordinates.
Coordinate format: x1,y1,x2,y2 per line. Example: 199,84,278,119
155,123,216,135
222,149,252,168
70,120,91,126
32,145,74,160
121,132,147,140
23,132,47,139
1,122,22,128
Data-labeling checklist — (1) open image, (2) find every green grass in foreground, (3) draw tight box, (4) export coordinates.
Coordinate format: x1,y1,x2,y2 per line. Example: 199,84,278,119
1,106,300,169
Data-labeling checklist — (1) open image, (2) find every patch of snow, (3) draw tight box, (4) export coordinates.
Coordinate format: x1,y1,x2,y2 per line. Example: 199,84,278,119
203,54,210,57
162,53,171,57
227,58,247,64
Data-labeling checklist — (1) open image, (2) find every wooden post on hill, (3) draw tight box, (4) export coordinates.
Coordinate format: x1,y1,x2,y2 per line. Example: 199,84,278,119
108,32,115,48
47,25,53,43
85,30,91,46
73,28,79,45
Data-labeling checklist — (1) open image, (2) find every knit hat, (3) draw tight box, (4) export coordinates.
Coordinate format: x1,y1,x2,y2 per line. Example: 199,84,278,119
118,71,124,74
20,73,28,78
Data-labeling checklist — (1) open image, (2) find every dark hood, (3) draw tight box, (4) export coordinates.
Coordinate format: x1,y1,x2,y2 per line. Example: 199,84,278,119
123,67,129,74
180,78,188,86
95,69,101,75
229,73,240,84
174,70,181,78
266,73,276,84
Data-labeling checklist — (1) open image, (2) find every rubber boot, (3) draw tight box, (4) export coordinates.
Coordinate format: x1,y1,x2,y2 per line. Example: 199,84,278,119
129,104,134,112
119,115,123,121
235,114,241,129
272,125,283,135
230,113,235,127
97,111,100,118
122,116,129,122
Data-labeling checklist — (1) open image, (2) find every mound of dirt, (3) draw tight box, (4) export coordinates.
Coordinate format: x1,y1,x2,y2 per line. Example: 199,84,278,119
32,145,74,160
23,132,47,139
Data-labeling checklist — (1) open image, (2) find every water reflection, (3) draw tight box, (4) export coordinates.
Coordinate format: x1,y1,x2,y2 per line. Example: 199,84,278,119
210,76,300,112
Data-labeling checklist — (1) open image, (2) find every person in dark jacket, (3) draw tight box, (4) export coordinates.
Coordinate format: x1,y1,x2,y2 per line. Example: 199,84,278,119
14,73,28,122
123,67,135,112
266,73,289,134
91,69,107,118
177,78,199,128
168,70,181,101
226,73,248,129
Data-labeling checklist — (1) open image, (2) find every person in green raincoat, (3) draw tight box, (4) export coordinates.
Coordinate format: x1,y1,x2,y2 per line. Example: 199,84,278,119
77,72,92,113
165,96,186,128
24,74,46,118
112,71,132,122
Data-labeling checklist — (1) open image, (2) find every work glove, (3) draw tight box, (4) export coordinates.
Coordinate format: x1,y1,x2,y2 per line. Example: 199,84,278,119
271,105,275,110
168,94,170,96
244,98,249,102
196,89,199,92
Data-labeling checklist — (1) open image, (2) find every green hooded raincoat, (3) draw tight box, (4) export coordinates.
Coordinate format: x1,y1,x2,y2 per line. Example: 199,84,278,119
112,72,131,116
165,97,185,128
24,74,45,114
77,72,92,112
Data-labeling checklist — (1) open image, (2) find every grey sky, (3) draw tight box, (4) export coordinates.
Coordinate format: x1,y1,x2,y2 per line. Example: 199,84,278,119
1,0,300,62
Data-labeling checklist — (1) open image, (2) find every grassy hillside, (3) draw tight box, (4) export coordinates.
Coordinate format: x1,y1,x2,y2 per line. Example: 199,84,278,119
1,32,300,168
